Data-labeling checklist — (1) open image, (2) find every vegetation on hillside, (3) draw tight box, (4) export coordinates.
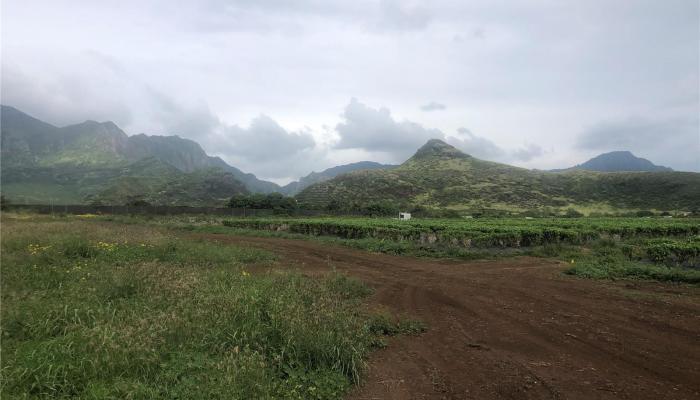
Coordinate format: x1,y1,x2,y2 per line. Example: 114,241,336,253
552,150,672,172
1,159,249,207
0,105,280,203
297,139,700,214
281,161,396,196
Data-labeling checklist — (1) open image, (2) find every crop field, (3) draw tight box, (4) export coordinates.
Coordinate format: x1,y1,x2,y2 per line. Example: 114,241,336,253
221,216,700,245
218,216,700,283
0,214,422,399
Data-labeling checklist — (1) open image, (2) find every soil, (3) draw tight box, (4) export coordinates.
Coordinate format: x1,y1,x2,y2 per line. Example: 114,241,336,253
197,233,700,400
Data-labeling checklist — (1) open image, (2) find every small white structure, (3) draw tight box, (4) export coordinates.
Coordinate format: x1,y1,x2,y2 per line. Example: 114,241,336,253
399,212,412,221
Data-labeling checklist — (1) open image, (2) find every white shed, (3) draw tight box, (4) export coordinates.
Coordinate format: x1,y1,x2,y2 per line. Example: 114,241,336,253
399,212,412,220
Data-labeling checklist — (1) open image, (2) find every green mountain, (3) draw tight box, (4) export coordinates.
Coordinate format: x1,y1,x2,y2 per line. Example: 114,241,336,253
297,139,700,213
281,161,396,195
1,105,280,193
553,151,673,172
1,156,249,207
0,105,271,205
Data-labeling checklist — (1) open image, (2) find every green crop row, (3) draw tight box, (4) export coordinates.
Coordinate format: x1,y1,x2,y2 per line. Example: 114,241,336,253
221,217,700,249
639,237,700,267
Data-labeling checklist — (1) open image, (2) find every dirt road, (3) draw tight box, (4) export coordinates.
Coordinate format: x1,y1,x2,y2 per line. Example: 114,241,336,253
199,234,700,400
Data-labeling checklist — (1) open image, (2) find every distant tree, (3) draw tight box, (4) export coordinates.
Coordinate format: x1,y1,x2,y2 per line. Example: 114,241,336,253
362,201,398,217
439,209,462,219
126,199,151,207
635,210,655,217
228,193,297,210
88,199,105,207
228,194,252,208
563,208,584,218
520,209,540,218
410,204,426,215
325,199,342,212
265,193,297,210
0,195,10,210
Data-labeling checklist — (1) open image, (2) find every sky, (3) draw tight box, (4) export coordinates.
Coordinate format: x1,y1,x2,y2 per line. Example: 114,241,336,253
2,0,699,183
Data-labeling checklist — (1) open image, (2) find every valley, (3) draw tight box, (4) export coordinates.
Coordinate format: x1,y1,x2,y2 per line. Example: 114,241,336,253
3,2,698,399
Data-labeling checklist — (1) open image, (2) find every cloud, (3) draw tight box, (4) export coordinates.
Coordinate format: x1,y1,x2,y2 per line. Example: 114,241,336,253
420,101,446,112
0,60,134,129
335,98,443,161
447,128,505,160
511,143,544,162
203,114,319,180
219,115,315,162
448,128,545,163
374,0,431,32
576,115,700,172
335,99,547,165
2,0,697,175
147,88,221,138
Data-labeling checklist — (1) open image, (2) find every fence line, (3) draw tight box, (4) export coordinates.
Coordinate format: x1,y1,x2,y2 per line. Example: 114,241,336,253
2,204,364,217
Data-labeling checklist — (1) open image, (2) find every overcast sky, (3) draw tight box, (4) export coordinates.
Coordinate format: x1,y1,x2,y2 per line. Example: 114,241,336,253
2,0,699,183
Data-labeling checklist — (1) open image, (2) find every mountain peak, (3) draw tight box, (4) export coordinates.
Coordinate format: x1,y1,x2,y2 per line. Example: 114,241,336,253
572,150,672,172
412,139,466,159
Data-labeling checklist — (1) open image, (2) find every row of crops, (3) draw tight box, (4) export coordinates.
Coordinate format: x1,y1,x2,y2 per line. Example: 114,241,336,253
221,217,700,249
626,237,700,267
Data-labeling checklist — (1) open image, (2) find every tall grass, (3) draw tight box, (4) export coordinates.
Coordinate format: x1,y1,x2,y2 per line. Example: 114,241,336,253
1,215,407,399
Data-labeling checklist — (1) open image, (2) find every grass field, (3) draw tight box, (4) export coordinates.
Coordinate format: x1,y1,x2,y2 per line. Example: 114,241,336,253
1,214,423,399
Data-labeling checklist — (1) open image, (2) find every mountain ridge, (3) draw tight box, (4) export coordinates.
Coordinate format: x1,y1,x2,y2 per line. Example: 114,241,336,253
0,105,281,195
3,107,696,211
281,161,397,195
296,139,700,212
552,150,673,172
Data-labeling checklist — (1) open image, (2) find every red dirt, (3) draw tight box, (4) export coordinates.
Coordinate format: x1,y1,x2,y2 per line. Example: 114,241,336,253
198,234,700,400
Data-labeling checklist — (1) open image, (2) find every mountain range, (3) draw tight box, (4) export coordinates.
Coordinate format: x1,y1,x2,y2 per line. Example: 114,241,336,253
0,106,394,205
281,161,396,195
2,105,697,211
296,139,700,212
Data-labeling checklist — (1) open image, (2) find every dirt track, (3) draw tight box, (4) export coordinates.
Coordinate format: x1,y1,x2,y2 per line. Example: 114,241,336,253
199,234,700,400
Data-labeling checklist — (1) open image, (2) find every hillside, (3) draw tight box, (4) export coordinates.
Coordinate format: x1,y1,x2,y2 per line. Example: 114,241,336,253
0,105,279,205
554,151,673,172
297,139,700,213
1,156,249,206
0,105,280,195
281,161,396,195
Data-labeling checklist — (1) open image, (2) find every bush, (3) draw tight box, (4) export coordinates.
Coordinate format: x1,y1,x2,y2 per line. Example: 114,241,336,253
636,210,655,217
563,208,584,218
229,193,297,210
126,199,151,207
361,201,399,217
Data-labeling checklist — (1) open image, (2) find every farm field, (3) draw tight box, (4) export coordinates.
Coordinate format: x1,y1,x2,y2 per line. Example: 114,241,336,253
3,213,700,399
215,216,700,283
